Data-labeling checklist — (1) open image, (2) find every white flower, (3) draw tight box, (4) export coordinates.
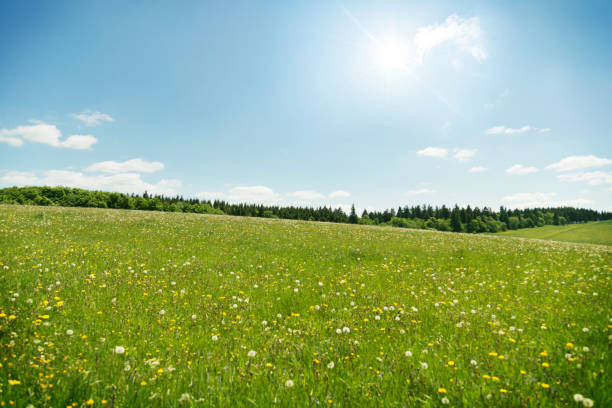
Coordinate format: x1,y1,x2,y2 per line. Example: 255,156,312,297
327,361,335,369
583,347,590,352
294,288,299,293
285,379,294,388
420,362,428,370
582,327,589,332
191,314,196,320
574,394,584,402
583,398,594,407
405,351,412,357
114,346,125,354
318,282,324,286
262,320,268,326
66,329,74,335
441,397,450,405
178,393,191,403
314,305,320,310
248,350,257,358
375,315,381,321
342,326,350,333
336,329,342,334
159,309,166,315
211,335,218,341
470,359,478,366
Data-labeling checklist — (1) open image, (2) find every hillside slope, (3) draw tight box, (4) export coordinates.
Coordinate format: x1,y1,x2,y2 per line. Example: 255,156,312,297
495,220,612,246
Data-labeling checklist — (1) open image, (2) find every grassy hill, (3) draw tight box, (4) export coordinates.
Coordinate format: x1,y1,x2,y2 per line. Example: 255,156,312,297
1,205,610,407
495,220,612,246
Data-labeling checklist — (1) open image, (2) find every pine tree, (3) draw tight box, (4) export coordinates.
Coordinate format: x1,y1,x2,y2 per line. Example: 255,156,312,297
348,204,359,224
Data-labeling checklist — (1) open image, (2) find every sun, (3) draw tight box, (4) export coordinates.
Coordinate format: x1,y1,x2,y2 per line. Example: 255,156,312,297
374,37,409,71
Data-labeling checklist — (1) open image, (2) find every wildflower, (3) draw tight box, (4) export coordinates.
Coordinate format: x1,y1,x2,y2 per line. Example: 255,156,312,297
566,342,574,348
583,398,594,407
211,335,218,341
8,380,21,385
114,346,125,354
441,397,450,405
336,328,342,334
191,314,196,320
541,383,550,388
500,389,508,393
342,326,350,333
86,399,94,406
248,350,257,358
470,360,478,366
405,351,412,357
420,362,428,370
66,329,74,335
542,362,550,368
574,394,584,402
327,361,335,369
438,388,447,393
285,379,294,388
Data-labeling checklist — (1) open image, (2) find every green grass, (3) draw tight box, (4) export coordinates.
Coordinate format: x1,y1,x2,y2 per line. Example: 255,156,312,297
1,205,610,407
495,220,612,246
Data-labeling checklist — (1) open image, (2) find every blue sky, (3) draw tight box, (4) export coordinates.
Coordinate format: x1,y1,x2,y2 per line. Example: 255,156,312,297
1,0,611,212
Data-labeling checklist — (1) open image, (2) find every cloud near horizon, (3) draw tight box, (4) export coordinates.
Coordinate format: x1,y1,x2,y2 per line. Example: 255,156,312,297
71,110,114,127
501,192,592,209
86,158,164,174
546,155,612,172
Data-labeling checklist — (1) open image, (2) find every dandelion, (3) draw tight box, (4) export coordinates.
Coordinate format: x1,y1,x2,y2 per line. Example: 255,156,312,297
211,335,218,341
420,362,428,370
327,361,335,369
8,380,21,385
66,329,74,335
159,309,166,315
86,399,94,406
191,314,196,320
470,359,478,366
285,379,294,388
336,328,342,334
342,326,350,333
405,351,412,357
438,388,447,393
248,350,257,358
441,397,450,405
574,394,584,402
583,398,594,407
114,346,125,354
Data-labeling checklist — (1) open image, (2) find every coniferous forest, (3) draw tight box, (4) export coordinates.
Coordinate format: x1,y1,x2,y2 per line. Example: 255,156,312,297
1,186,609,234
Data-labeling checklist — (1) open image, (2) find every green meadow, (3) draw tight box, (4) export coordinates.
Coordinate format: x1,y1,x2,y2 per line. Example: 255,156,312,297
496,220,612,246
1,205,610,407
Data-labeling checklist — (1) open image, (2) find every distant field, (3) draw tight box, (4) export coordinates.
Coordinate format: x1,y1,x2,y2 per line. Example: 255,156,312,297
1,205,610,407
496,220,612,246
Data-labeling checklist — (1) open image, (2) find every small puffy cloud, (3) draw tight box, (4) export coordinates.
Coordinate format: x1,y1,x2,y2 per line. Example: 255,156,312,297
0,169,181,195
329,190,351,198
453,148,476,162
486,125,549,135
86,158,164,174
71,110,114,127
286,190,326,200
59,135,98,150
417,147,448,158
404,188,436,196
414,14,486,64
557,171,612,186
195,191,226,200
227,185,280,204
501,192,592,209
0,122,98,150
468,166,487,173
505,164,538,175
546,155,612,172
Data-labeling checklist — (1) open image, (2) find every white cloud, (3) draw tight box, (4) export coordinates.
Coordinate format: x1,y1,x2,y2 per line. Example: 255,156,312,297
501,192,592,209
286,190,326,200
86,158,164,174
468,166,487,173
71,111,114,127
404,188,436,196
546,155,612,172
453,148,476,162
0,122,98,150
195,191,226,200
557,171,612,186
0,169,181,195
417,146,448,158
505,164,539,175
226,185,280,204
414,14,486,64
329,190,351,198
59,135,98,150
485,125,549,135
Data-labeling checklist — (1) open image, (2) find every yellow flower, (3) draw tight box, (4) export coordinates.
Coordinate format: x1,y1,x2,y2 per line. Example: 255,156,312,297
8,315,16,320
540,351,548,357
566,342,574,348
157,368,164,374
438,388,447,393
500,389,508,393
541,383,550,388
86,399,94,406
8,380,21,386
542,362,550,368
448,361,455,366
0,312,6,318
488,352,498,357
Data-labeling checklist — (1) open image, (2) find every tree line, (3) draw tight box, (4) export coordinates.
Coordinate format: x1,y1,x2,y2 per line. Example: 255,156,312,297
1,186,610,233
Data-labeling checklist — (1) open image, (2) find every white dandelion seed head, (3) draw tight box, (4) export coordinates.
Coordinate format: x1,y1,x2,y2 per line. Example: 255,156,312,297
66,329,74,335
405,351,412,357
574,394,584,402
327,361,335,369
470,359,478,366
211,335,218,341
191,314,197,320
583,398,594,407
114,346,125,354
420,362,428,369
248,350,257,358
285,379,294,388
441,397,450,405
342,326,350,333
159,309,166,315
336,329,342,334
